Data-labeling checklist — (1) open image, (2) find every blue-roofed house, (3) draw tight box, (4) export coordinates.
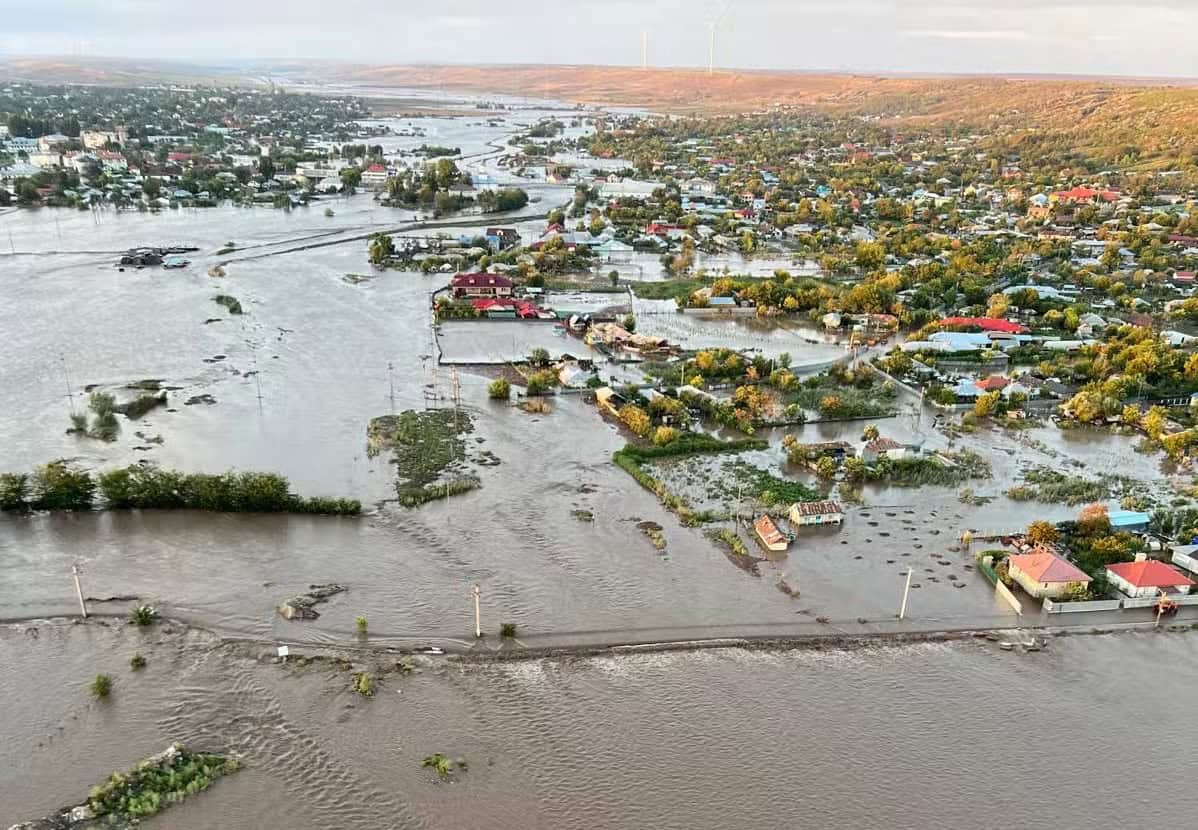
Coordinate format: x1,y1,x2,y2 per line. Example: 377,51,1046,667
929,331,992,351
953,378,982,399
1108,509,1150,533
707,296,738,309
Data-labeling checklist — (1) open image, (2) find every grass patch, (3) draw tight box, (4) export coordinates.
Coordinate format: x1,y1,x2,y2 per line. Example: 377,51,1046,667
499,622,517,638
87,745,240,821
130,654,147,670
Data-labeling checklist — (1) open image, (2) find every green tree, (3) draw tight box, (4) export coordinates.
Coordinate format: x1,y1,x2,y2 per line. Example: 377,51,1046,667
815,456,838,479
33,461,95,511
488,378,511,400
368,233,395,265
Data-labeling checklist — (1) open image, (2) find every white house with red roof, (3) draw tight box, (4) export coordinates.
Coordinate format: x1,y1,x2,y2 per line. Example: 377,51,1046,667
1106,557,1194,598
360,163,389,190
1007,548,1091,599
788,501,845,528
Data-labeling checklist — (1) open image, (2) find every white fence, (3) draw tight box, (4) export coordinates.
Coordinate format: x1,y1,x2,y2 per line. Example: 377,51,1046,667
1041,598,1122,614
1044,595,1198,613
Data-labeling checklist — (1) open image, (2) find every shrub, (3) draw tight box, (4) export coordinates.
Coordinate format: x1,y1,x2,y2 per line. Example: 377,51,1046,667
528,347,551,366
130,605,157,626
130,654,147,670
525,369,556,396
652,426,679,446
213,294,243,314
353,672,374,697
91,673,113,698
488,378,511,400
355,616,368,635
499,622,517,638
421,753,456,778
33,461,95,511
0,473,29,511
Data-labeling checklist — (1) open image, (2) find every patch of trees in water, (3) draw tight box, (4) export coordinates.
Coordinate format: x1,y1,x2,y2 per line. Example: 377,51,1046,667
0,461,360,515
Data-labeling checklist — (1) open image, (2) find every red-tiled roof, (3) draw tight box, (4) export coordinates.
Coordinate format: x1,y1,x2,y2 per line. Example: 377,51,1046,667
976,375,1010,392
1009,549,1091,584
1107,560,1194,589
451,273,513,288
940,317,1029,334
754,515,786,545
365,163,386,173
1055,186,1120,203
790,500,844,517
864,437,903,453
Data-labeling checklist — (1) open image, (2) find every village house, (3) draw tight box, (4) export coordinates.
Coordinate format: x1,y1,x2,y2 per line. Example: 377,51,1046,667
754,515,790,552
360,162,389,190
858,437,922,464
449,273,514,299
788,500,845,528
1006,548,1092,599
1106,556,1194,598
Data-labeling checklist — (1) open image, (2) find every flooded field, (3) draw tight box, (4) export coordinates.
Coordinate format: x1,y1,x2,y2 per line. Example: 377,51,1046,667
6,621,1198,829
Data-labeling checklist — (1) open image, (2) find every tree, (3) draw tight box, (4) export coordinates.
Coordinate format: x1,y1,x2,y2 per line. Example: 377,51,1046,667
33,461,95,511
1078,503,1111,536
1027,520,1059,546
619,404,651,437
339,167,361,191
652,426,679,446
368,233,394,265
973,391,1001,418
855,241,885,271
142,177,161,199
258,156,275,180
815,456,838,479
608,270,620,287
862,424,880,441
528,347,551,367
1143,405,1168,442
843,457,866,483
986,292,1010,319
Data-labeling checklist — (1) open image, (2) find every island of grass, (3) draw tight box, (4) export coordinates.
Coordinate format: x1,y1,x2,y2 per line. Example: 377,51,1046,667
368,409,491,507
16,744,239,828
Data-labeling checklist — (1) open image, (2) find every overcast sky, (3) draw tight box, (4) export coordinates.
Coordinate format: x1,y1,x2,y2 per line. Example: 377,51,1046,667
3,0,1196,78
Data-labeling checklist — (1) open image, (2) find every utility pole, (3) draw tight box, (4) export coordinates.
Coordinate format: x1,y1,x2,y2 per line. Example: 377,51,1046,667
387,361,396,413
642,31,648,70
72,563,88,619
251,350,264,408
60,354,76,416
898,567,913,620
707,22,716,76
472,584,482,638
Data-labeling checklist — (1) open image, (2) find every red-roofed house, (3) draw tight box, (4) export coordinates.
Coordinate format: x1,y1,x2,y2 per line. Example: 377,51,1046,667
1053,186,1120,205
1007,548,1092,599
1106,558,1194,598
788,500,845,528
451,273,514,299
940,317,1029,335
1172,271,1195,285
975,376,1010,393
754,515,790,552
361,163,389,190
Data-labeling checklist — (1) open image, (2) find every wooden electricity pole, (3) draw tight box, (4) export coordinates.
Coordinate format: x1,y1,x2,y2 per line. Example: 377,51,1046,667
898,567,913,620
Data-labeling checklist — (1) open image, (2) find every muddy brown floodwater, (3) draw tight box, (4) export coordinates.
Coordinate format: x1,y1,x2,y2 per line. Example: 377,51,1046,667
5,621,1198,829
1,99,1188,827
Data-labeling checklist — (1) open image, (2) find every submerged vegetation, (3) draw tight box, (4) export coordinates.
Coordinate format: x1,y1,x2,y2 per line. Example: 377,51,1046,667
612,434,766,527
85,745,240,822
1006,467,1123,506
212,294,244,315
368,410,487,507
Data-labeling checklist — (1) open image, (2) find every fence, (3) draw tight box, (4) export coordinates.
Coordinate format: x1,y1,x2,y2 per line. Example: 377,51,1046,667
1122,594,1198,610
1041,598,1122,614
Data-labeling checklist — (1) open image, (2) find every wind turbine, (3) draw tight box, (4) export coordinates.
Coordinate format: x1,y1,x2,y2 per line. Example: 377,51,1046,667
706,0,735,76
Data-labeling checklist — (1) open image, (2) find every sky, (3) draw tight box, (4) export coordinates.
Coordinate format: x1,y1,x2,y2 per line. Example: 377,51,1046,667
3,0,1197,79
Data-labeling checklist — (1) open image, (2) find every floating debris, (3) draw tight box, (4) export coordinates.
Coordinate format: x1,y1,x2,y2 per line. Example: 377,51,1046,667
277,584,346,620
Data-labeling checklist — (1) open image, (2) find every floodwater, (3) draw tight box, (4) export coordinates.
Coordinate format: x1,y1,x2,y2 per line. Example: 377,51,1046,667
0,107,1173,645
5,622,1198,829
